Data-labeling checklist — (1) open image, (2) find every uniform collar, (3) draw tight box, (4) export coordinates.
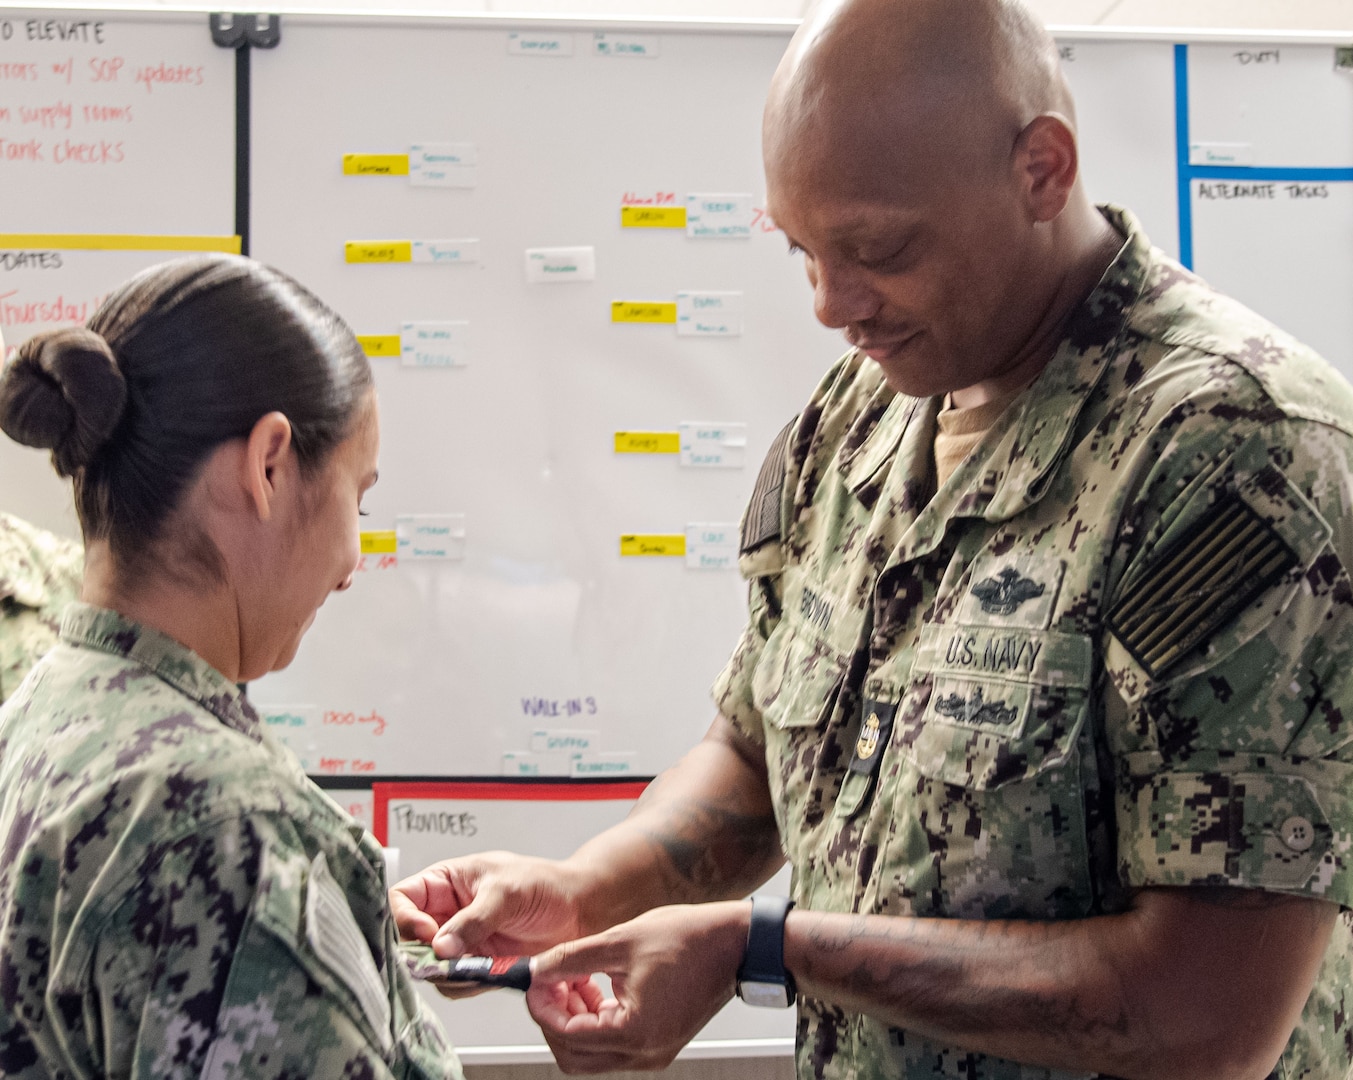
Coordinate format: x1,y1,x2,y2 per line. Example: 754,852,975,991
59,602,263,741
839,205,1151,558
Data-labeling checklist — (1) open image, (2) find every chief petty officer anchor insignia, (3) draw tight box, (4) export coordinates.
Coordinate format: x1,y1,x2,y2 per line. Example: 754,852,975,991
848,700,898,780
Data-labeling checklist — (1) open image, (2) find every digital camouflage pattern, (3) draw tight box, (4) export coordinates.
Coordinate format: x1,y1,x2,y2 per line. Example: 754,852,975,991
714,206,1353,1080
0,513,82,705
0,603,463,1080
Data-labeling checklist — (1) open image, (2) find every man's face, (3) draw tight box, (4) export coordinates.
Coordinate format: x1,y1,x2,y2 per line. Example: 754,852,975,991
766,127,1042,399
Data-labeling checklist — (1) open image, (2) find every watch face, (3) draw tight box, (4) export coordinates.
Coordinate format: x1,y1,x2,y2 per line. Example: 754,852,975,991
738,980,791,1009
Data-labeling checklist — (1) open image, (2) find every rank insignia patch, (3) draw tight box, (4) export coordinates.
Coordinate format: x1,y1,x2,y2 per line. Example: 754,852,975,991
970,568,1046,616
848,699,897,777
1107,496,1298,678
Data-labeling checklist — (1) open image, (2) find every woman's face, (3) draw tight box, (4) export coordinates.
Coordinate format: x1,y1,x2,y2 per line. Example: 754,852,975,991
240,392,380,680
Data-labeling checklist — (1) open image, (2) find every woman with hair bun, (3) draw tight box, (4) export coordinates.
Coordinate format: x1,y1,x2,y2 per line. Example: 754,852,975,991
0,255,462,1079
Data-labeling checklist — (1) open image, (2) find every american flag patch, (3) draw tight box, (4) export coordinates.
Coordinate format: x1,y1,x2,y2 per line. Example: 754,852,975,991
1107,496,1298,678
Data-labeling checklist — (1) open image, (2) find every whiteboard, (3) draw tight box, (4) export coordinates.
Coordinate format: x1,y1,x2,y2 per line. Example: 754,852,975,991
372,780,795,1063
0,7,236,536
2,8,1350,1065
245,16,1209,782
1184,42,1353,374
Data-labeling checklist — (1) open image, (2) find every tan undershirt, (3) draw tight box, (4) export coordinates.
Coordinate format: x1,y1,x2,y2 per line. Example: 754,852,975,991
933,385,1028,489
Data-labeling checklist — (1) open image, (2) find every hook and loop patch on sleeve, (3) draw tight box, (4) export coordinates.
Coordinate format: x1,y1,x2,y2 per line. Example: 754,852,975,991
741,419,795,554
306,851,393,1053
1106,495,1298,679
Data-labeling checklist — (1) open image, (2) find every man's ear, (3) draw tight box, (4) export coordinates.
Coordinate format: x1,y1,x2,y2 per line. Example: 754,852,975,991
243,412,294,522
1014,113,1079,223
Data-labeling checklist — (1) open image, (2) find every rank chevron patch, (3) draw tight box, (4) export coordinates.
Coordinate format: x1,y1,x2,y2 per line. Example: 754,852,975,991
1107,496,1298,678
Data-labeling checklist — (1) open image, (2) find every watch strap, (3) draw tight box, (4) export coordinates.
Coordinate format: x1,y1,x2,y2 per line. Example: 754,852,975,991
736,895,796,998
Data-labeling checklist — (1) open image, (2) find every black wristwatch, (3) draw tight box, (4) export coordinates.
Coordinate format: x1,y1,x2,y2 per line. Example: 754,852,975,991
735,895,796,1008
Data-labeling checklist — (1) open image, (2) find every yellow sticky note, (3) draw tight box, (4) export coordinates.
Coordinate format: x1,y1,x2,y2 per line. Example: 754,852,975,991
615,431,680,454
611,301,678,324
357,335,402,358
0,233,240,253
621,206,687,229
620,534,687,557
346,241,413,263
343,153,411,176
360,530,398,555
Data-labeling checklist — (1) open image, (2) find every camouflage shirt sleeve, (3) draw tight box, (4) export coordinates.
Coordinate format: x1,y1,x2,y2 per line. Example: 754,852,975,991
713,416,805,747
712,579,781,747
713,351,890,746
0,514,82,706
1104,413,1353,907
86,812,454,1080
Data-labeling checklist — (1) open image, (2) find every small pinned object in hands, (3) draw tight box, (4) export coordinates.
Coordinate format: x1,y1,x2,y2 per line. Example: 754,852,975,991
399,941,532,991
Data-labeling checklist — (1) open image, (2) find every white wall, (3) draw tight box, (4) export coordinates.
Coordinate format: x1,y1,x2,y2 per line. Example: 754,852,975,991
0,0,1349,31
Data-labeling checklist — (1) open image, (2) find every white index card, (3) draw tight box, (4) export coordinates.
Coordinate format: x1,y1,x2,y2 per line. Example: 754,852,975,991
679,422,747,468
411,239,480,264
400,321,469,368
685,523,740,571
1189,142,1254,166
410,143,477,188
530,729,601,754
677,291,743,336
571,752,638,777
593,33,659,58
395,514,467,560
685,193,754,238
525,246,596,282
508,32,574,56
502,751,543,776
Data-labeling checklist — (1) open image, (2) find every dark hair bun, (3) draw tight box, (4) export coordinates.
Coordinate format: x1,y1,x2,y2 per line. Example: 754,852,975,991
0,327,128,476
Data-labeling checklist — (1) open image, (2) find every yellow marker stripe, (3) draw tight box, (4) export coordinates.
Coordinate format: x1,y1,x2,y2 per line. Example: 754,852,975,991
360,530,398,554
620,534,686,557
357,335,402,358
615,431,679,454
343,153,411,176
621,206,687,229
612,301,678,324
0,234,241,253
346,241,413,263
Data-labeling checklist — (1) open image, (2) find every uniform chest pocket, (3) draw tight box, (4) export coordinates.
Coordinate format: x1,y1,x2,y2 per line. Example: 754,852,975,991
751,619,846,731
896,623,1094,789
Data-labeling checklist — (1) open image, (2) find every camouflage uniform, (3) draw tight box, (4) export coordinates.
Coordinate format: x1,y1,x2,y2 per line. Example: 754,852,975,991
0,603,463,1080
714,206,1353,1079
0,513,82,705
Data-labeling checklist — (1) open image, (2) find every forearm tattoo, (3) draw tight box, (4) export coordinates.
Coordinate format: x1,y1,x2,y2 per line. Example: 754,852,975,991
634,790,781,901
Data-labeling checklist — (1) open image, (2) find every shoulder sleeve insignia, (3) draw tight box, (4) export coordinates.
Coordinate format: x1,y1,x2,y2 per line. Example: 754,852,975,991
740,418,796,555
1106,495,1298,679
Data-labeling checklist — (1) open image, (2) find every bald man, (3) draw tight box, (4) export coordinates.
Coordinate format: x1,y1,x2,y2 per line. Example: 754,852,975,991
393,2,1353,1076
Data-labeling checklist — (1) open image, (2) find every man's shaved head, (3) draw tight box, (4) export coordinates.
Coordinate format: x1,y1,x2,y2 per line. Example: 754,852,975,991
766,0,1072,201
762,0,1118,401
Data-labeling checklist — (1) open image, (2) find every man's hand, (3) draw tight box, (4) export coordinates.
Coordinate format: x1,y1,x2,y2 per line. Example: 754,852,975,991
390,715,782,970
390,851,587,957
527,901,752,1074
